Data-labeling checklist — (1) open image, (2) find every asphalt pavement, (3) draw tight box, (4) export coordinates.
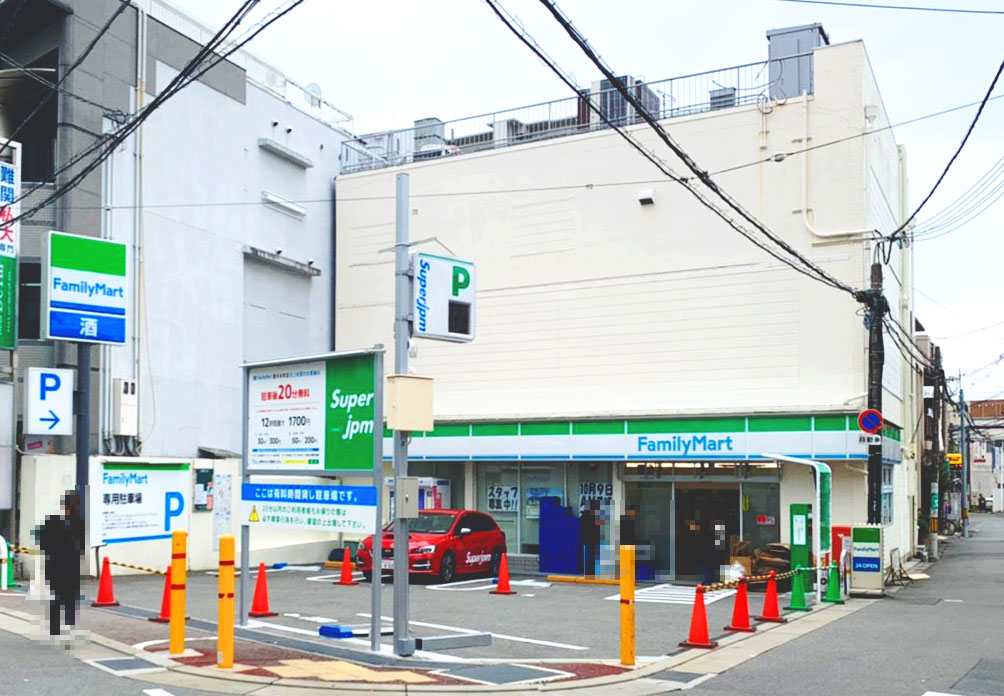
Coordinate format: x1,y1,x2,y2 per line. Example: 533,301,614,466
687,512,1004,696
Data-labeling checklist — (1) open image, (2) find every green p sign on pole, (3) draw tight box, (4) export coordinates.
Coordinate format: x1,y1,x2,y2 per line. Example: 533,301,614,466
43,231,129,344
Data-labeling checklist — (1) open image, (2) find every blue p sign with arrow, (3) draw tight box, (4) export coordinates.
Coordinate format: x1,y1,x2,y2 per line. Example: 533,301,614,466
24,367,74,436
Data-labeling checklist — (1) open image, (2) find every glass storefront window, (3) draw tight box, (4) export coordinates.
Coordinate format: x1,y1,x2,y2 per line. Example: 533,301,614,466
477,463,520,546
741,482,780,554
520,463,565,554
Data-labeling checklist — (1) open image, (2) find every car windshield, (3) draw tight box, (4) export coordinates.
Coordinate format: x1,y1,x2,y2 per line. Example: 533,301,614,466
408,512,457,534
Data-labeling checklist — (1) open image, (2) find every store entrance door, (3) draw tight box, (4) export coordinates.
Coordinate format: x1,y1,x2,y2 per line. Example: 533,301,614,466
674,483,740,584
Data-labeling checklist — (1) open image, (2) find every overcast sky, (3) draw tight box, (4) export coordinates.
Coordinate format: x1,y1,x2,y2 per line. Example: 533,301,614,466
171,0,1004,399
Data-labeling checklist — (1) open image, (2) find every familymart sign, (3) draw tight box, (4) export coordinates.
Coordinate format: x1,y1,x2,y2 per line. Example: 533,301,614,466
44,231,128,344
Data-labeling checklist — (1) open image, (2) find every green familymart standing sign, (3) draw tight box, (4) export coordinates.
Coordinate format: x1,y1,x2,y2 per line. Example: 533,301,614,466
246,352,378,472
43,231,129,344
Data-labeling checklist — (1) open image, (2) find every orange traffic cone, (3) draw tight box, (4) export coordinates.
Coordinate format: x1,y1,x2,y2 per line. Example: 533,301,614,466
490,553,516,595
248,562,277,617
334,547,357,586
149,566,172,623
679,585,718,648
755,570,787,623
724,576,756,633
92,557,120,607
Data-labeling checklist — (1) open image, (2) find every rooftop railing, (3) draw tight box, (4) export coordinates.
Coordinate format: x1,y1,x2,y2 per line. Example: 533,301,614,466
340,53,812,174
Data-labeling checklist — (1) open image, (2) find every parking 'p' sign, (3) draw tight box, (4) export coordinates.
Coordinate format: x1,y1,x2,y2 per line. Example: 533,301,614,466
858,409,884,435
24,367,74,435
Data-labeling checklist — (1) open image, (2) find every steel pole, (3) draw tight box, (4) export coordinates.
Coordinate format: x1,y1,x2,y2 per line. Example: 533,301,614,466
392,173,414,656
239,366,250,626
961,380,969,537
371,350,383,651
76,343,91,553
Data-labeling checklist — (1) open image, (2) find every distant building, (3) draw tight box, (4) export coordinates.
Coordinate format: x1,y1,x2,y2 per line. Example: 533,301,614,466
968,400,1004,512
336,25,925,578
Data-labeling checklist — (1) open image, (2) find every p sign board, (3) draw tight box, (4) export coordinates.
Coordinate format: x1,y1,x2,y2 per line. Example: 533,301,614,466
90,461,190,544
44,231,128,345
24,367,73,435
412,253,475,342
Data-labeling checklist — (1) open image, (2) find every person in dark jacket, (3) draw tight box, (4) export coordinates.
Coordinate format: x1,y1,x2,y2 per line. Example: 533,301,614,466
37,490,83,639
580,501,601,576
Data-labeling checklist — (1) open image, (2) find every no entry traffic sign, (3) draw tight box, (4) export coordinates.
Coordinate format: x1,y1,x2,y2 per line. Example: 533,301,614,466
858,409,884,434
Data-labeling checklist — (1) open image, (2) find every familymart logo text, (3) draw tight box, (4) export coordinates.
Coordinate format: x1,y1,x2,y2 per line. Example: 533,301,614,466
637,435,735,455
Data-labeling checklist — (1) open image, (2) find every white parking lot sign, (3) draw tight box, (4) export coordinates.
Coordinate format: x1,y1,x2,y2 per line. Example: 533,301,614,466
24,367,74,435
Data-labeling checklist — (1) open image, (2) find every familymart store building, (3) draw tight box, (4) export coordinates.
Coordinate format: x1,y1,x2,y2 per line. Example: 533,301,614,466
389,413,903,581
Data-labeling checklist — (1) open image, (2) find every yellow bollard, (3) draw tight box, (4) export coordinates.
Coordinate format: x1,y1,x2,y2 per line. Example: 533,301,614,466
169,530,187,656
217,534,235,669
619,544,635,666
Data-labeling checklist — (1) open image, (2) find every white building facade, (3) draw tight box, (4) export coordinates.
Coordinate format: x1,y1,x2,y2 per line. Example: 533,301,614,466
336,27,923,579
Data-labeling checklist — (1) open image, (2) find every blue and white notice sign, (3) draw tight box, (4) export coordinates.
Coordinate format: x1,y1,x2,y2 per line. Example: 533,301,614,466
90,461,190,544
241,483,377,534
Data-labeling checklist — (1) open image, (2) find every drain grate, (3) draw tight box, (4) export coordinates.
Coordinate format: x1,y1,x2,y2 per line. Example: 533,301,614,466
88,657,163,674
651,669,705,682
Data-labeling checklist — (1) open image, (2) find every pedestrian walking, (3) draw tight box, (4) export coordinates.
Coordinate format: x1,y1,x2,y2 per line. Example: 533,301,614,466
36,490,83,640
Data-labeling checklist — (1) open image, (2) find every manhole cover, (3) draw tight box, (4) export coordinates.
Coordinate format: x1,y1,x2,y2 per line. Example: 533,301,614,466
89,657,162,674
651,669,705,682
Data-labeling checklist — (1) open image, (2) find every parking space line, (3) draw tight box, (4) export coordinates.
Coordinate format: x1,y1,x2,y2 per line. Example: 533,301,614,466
604,583,736,605
247,618,326,637
357,613,589,651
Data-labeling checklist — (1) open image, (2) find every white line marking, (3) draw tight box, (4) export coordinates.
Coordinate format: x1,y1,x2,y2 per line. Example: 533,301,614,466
132,637,217,650
944,598,964,603
605,583,735,605
143,689,177,696
357,613,588,651
681,673,717,690
425,577,491,589
246,619,321,637
305,574,344,582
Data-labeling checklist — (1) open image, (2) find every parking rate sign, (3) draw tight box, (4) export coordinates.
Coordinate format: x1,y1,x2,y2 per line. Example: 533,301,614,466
45,231,128,344
247,353,376,472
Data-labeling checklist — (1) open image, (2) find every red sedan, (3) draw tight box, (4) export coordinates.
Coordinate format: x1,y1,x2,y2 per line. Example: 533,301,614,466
355,509,507,583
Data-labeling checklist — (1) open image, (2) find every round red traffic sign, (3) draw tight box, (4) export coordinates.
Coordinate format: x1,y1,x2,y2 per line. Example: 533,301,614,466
858,409,884,434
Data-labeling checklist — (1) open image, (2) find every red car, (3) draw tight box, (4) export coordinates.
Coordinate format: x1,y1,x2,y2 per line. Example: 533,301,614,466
355,509,507,583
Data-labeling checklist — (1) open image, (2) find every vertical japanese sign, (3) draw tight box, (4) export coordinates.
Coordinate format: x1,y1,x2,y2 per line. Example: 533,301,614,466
43,231,129,344
0,142,20,350
247,353,376,472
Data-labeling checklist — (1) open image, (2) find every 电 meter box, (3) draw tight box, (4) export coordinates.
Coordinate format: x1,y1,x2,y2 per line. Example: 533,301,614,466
850,524,885,596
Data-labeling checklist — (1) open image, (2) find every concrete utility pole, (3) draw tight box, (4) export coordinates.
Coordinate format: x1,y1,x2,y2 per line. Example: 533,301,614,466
960,374,969,538
866,262,886,525
392,173,415,656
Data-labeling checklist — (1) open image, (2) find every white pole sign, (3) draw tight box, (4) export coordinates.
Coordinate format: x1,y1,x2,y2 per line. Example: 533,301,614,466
412,253,475,342
24,367,74,435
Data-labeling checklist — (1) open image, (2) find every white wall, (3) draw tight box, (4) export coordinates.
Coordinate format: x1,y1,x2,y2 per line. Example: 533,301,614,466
335,41,905,424
106,62,345,458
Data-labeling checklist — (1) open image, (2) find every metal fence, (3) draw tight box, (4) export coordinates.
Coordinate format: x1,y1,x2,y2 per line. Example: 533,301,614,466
341,53,810,173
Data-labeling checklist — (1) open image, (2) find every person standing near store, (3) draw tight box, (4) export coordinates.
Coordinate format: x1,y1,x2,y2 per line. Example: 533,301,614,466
580,500,601,576
36,490,83,641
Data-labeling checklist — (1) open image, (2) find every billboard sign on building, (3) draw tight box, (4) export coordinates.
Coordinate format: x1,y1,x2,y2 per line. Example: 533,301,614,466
90,461,190,544
246,352,377,472
43,231,129,344
0,142,20,350
412,253,475,342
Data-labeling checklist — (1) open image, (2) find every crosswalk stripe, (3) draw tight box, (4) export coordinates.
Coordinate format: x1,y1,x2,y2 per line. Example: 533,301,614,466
603,583,737,605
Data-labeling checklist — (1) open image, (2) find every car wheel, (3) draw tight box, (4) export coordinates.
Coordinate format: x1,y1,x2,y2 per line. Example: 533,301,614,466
490,549,502,577
439,552,456,583
362,571,372,582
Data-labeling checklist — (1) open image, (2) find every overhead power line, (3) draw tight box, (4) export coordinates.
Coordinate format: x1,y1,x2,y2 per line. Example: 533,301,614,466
0,0,131,159
774,0,1004,14
523,0,861,299
481,0,861,291
885,57,1004,248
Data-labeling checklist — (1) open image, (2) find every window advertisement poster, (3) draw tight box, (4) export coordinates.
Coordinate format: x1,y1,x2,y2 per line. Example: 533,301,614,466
525,487,563,519
241,482,377,534
90,461,190,544
0,142,19,350
193,467,213,511
487,484,519,513
212,472,232,550
247,353,376,472
578,482,614,511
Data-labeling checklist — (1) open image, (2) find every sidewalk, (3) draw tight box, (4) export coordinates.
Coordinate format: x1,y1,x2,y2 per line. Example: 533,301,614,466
0,584,875,695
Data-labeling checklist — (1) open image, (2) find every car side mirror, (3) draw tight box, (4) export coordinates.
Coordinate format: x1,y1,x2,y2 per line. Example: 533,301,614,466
458,527,472,537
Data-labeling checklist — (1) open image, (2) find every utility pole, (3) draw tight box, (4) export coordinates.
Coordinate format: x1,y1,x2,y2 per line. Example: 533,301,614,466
392,173,415,657
76,343,91,546
865,262,887,525
960,372,969,538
